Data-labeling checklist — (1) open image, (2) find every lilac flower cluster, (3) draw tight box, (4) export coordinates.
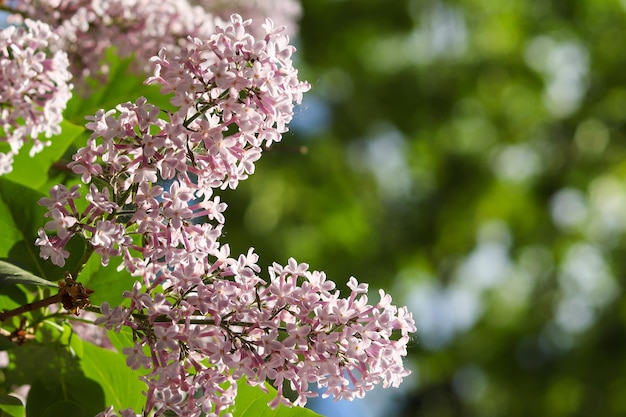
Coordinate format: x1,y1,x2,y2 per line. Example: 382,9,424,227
95,260,415,416
0,1,302,170
0,19,72,175
9,0,302,90
37,14,309,267
10,0,220,86
34,13,415,417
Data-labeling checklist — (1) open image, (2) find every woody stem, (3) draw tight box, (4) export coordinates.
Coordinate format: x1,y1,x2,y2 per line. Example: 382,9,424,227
0,293,62,321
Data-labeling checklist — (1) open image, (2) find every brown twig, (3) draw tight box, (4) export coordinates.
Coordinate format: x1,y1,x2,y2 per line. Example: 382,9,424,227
0,293,62,322
0,274,94,322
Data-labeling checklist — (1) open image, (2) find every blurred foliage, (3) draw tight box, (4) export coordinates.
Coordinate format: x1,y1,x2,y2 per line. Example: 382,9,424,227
218,0,626,416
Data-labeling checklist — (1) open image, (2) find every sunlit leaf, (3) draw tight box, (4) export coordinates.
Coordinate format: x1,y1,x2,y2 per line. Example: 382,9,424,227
77,339,146,413
106,327,135,354
64,49,172,124
4,120,85,192
234,379,323,417
0,280,28,312
0,394,25,417
78,254,136,307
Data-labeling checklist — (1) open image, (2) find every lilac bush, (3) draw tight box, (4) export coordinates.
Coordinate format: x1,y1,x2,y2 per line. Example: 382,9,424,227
0,4,416,417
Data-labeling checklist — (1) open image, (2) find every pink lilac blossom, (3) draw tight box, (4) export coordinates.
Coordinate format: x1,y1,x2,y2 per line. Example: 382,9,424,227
94,260,416,416
8,0,222,88
34,13,415,417
8,0,301,90
0,19,72,175
36,15,308,266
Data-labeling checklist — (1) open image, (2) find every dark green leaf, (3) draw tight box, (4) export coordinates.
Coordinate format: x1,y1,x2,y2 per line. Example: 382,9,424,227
0,260,56,288
4,341,75,390
0,178,60,281
27,378,104,417
5,331,103,417
40,401,90,417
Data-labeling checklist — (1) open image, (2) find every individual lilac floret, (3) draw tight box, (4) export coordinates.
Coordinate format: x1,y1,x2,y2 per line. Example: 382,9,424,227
0,19,72,175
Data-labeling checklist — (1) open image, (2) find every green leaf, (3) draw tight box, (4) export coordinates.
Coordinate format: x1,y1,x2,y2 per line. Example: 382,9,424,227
40,401,90,417
0,284,28,313
27,378,103,417
0,394,25,417
0,260,57,288
65,49,172,124
4,341,73,390
0,178,61,281
4,120,85,191
106,327,136,354
78,254,135,307
5,330,103,417
0,188,24,260
0,285,34,350
234,379,324,417
77,339,146,413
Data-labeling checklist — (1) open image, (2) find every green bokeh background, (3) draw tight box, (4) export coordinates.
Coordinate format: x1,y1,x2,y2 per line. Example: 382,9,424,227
221,1,626,416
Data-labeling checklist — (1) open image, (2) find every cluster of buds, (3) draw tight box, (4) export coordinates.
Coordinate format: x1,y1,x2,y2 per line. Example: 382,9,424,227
0,19,72,174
